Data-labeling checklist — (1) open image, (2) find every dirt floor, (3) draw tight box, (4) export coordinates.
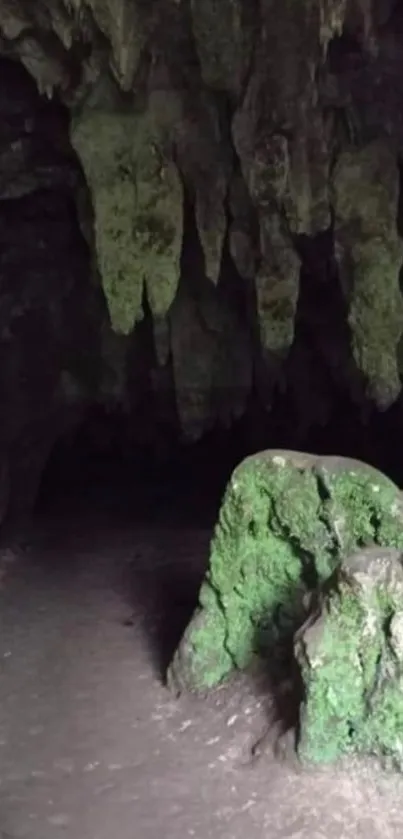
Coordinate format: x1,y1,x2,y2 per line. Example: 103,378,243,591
1,483,403,839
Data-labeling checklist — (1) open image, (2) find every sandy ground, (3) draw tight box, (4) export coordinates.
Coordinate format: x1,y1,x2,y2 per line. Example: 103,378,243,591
1,489,403,839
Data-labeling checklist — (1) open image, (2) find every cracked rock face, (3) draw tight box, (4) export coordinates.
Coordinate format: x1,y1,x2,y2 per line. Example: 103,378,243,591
1,0,403,446
295,546,403,770
167,451,403,692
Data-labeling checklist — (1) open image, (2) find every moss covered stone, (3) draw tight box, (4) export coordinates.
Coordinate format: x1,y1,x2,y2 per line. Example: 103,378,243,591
70,88,183,337
295,547,403,770
167,451,403,693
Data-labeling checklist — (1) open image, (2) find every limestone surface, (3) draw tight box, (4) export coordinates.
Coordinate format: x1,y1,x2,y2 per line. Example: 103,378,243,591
168,451,403,693
332,141,403,409
71,80,184,339
2,0,403,445
2,0,403,521
295,546,403,770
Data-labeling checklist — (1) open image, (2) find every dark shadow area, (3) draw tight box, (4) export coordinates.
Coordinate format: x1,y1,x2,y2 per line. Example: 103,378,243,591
34,370,403,690
35,412,242,678
23,365,402,762
326,29,363,72
33,223,403,685
244,642,305,764
120,531,209,677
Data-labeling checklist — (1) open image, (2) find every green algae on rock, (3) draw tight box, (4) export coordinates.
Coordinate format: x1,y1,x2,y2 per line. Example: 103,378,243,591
167,451,403,693
295,546,403,770
70,85,183,337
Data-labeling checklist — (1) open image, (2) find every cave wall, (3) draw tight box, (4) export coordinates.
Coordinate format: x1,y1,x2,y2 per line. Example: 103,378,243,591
0,57,111,537
1,0,403,525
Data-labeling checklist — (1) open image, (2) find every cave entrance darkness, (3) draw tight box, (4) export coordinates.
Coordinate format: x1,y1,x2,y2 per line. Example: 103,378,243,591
34,217,403,530
35,405,244,529
34,193,403,531
1,50,401,546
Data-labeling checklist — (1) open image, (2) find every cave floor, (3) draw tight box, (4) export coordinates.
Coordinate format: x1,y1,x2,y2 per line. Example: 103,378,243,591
0,490,402,839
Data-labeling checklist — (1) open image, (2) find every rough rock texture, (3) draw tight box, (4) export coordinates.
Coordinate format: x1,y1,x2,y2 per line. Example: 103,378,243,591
295,546,403,770
70,77,184,344
0,59,110,539
168,451,403,693
1,0,403,446
332,140,403,408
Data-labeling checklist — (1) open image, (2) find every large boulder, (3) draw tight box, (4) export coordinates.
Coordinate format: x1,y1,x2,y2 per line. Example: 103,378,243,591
4,0,403,449
168,450,403,692
295,546,403,770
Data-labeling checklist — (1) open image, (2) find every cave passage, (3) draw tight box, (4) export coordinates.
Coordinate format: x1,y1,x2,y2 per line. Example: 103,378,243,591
2,395,403,839
35,388,403,529
2,24,403,837
31,382,403,679
35,404,245,527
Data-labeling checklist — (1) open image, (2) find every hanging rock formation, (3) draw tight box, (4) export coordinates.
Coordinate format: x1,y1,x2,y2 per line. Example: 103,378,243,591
0,1,403,522
70,82,184,349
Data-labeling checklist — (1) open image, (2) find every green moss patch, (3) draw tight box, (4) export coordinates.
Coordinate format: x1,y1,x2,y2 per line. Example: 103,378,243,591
167,451,403,693
296,547,403,769
70,94,183,337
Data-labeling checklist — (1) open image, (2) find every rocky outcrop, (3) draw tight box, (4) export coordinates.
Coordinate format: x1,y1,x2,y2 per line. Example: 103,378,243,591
167,451,403,692
296,546,403,770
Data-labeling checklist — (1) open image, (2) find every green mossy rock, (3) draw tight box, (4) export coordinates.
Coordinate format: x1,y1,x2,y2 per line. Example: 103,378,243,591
295,547,403,770
167,451,403,693
70,80,183,338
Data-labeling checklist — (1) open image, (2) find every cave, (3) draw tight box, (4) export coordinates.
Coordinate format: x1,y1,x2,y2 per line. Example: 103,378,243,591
2,1,403,836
